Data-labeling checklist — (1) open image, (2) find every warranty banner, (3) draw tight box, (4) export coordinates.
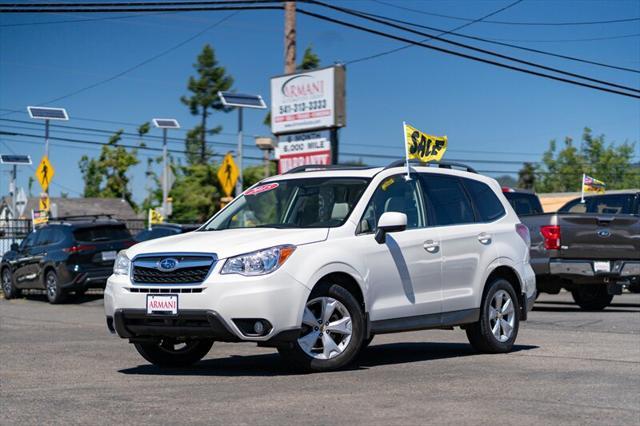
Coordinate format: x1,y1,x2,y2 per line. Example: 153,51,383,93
404,122,447,163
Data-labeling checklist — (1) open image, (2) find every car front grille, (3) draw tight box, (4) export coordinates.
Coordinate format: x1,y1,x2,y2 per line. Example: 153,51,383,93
131,254,216,285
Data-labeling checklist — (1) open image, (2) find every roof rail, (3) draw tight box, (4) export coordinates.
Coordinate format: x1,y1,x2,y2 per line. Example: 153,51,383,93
284,164,372,174
383,159,478,174
49,214,118,223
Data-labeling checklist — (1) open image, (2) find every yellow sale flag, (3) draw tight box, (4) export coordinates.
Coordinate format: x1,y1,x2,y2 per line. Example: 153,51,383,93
149,209,164,225
404,122,447,163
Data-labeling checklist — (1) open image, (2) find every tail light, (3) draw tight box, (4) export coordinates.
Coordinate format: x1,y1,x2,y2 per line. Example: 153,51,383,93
63,244,96,254
540,225,561,250
515,223,531,248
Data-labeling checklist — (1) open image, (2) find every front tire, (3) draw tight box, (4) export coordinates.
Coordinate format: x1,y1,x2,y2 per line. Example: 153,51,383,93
278,283,365,372
45,270,66,304
2,268,21,299
466,278,520,353
571,286,613,311
134,338,214,368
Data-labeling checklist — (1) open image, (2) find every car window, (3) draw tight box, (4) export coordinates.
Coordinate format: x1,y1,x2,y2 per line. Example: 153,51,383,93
503,192,544,215
560,194,636,215
463,178,506,222
35,228,53,246
420,174,475,226
358,175,425,233
21,231,37,249
73,225,131,242
205,178,370,230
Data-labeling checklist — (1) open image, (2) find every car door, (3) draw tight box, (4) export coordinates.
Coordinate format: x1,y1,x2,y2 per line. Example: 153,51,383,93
351,174,442,322
12,230,39,288
420,174,499,313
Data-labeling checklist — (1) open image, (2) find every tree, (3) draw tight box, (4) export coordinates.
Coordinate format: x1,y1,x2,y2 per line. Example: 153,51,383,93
137,122,150,148
79,130,140,208
181,44,233,164
170,163,221,223
536,128,639,192
517,163,536,189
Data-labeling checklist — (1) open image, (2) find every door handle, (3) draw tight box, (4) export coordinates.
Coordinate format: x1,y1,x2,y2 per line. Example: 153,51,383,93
423,240,440,253
477,233,492,245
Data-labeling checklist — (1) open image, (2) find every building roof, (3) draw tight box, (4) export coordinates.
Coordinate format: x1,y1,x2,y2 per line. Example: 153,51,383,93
0,196,138,220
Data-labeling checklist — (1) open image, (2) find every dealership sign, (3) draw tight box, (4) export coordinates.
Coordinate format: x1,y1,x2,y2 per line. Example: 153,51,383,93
275,131,332,174
270,66,346,135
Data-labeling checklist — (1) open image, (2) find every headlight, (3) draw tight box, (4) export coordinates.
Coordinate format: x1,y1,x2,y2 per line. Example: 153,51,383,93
221,245,296,276
113,251,130,276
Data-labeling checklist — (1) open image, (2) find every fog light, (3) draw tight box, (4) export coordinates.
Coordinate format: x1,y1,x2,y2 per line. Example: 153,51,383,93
253,320,265,335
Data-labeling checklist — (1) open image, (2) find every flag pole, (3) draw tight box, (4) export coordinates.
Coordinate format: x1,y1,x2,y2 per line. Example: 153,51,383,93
580,173,585,203
403,121,411,180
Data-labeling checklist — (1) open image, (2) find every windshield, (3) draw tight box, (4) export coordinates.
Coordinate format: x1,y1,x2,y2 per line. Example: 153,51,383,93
203,177,370,230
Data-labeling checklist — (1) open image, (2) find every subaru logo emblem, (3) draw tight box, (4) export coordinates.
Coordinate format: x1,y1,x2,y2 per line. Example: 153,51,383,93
157,258,179,271
597,229,611,238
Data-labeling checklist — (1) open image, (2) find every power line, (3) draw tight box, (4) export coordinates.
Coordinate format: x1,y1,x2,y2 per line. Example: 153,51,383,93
346,7,640,73
0,12,169,27
0,129,265,160
482,32,640,44
347,0,524,65
309,0,640,93
371,0,640,26
294,7,640,99
0,10,247,119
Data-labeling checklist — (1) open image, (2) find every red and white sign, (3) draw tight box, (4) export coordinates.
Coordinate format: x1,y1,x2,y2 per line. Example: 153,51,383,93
275,131,332,174
146,295,178,315
271,66,345,135
244,183,279,196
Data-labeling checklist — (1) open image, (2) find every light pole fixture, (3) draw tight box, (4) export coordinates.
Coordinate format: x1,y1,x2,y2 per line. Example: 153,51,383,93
255,136,275,178
27,106,68,158
218,92,267,196
152,118,180,217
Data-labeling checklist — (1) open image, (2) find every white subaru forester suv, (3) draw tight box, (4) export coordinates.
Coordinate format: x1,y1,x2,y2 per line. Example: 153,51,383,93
105,161,536,371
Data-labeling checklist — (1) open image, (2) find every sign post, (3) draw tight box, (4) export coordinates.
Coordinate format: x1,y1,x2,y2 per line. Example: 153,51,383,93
218,92,267,196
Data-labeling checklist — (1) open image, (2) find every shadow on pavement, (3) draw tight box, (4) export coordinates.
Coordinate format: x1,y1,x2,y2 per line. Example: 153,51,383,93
118,342,538,377
15,291,104,305
534,300,639,313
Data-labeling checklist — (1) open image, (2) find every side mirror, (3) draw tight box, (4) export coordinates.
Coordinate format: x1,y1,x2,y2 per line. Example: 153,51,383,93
10,243,19,252
375,212,407,244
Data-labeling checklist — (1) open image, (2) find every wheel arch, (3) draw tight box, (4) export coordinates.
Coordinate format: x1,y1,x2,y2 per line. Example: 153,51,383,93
483,264,526,320
313,271,366,313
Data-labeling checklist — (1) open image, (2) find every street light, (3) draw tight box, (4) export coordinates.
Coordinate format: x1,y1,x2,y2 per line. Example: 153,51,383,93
218,92,267,195
152,118,180,217
255,137,275,178
27,106,68,159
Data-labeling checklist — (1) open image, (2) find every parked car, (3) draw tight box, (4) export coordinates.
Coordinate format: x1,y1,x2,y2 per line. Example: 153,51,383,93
105,161,536,371
1,216,135,303
134,223,200,242
508,189,640,310
502,187,544,216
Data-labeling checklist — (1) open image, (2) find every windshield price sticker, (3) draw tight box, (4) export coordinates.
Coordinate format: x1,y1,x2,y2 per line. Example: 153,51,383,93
245,183,279,196
404,123,447,163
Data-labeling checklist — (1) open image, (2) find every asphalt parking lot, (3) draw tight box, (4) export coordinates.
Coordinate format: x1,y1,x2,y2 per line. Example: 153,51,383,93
1,292,639,425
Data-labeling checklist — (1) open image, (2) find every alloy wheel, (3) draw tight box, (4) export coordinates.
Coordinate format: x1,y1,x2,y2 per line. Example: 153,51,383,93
46,273,57,299
2,270,11,294
298,296,353,360
488,289,516,342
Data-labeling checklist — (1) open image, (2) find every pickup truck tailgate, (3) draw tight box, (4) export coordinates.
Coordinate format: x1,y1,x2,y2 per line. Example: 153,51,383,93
558,214,640,260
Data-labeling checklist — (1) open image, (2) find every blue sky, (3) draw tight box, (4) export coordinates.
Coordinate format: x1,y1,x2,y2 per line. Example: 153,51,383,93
1,0,639,202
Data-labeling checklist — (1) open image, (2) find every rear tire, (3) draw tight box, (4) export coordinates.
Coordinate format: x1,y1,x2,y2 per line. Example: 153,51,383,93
466,278,520,354
45,270,66,304
2,268,21,299
278,283,365,372
571,286,613,311
134,338,214,368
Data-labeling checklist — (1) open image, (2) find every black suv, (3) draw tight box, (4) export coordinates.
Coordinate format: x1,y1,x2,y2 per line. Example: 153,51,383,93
1,217,134,303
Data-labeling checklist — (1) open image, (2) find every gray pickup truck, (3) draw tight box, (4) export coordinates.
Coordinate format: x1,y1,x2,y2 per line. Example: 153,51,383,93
503,189,640,310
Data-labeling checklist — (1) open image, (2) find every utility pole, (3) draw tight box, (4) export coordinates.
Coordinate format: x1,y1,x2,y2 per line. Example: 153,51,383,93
284,1,296,73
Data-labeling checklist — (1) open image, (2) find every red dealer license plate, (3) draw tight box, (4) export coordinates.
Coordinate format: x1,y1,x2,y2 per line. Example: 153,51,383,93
146,294,178,315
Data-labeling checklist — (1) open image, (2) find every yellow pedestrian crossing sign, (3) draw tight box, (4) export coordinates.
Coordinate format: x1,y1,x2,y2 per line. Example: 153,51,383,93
39,193,50,211
217,153,238,197
35,156,55,192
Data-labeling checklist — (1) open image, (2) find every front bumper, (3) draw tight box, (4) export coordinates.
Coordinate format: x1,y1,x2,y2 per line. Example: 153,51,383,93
104,265,310,343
